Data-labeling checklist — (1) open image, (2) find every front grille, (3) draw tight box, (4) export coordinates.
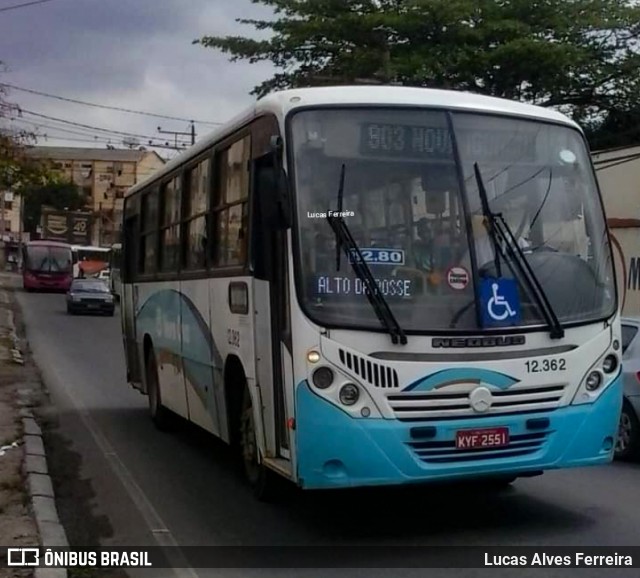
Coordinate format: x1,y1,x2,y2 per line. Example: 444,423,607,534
388,384,566,420
338,349,399,389
408,431,551,464
80,297,107,304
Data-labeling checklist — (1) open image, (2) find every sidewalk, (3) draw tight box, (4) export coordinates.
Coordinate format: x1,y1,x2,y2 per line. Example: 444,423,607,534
0,273,67,578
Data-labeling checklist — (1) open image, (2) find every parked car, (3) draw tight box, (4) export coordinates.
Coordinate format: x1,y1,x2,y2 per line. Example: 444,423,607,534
66,278,115,317
616,317,640,460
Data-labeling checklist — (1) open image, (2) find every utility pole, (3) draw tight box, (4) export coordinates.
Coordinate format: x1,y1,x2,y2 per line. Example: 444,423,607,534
18,191,24,269
0,189,5,244
157,121,196,150
98,201,102,247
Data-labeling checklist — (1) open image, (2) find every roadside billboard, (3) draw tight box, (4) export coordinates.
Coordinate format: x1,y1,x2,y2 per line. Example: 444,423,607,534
41,209,92,246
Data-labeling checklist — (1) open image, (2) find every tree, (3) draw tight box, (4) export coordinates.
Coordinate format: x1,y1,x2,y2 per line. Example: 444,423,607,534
2,70,78,239
1,71,55,195
22,181,87,236
196,0,640,124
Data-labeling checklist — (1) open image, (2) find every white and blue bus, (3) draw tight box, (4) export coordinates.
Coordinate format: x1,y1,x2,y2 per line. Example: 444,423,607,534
120,86,622,499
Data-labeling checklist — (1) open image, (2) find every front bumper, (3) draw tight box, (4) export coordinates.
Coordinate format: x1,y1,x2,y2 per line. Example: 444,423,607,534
25,278,71,292
295,376,622,490
68,301,115,314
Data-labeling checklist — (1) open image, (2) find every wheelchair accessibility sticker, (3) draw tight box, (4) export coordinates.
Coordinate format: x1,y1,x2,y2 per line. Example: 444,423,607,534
480,278,521,327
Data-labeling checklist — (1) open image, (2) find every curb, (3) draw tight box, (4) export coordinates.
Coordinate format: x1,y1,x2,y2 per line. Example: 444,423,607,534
2,286,69,578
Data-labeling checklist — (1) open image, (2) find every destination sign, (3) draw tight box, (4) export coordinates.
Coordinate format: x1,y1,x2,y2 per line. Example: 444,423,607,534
359,122,537,162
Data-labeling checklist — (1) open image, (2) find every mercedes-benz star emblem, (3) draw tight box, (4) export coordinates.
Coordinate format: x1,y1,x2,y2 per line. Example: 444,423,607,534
469,387,493,413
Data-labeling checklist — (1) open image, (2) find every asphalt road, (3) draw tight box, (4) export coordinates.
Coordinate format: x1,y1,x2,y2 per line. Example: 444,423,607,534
14,285,640,577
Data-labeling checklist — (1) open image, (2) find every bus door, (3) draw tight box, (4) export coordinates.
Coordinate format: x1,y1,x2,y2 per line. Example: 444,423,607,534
122,215,142,385
252,152,293,461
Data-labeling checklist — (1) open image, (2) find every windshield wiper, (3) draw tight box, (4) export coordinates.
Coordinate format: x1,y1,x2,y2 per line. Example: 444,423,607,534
326,165,407,345
474,163,565,340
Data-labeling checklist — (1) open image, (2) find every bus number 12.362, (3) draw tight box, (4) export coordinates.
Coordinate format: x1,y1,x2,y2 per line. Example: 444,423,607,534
525,359,566,373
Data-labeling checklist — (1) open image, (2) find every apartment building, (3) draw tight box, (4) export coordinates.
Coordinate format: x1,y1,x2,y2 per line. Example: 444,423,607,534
28,146,165,246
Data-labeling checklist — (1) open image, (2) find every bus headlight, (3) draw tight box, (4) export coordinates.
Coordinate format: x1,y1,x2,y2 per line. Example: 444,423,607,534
312,367,334,389
585,371,603,391
339,384,360,406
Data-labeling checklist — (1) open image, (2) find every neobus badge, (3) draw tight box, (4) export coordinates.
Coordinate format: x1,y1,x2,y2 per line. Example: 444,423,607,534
432,336,526,348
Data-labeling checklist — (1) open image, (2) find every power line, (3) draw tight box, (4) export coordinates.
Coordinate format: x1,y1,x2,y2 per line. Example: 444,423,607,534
19,108,192,145
0,0,58,13
10,116,187,147
6,107,195,155
23,132,181,152
9,117,122,140
5,115,192,153
1,82,222,125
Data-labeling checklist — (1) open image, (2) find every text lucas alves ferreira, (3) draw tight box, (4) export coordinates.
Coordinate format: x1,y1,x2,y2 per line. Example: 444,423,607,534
485,552,634,567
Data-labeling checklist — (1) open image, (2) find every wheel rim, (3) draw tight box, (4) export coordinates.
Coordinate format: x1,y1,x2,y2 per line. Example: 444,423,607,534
240,400,260,483
616,411,632,453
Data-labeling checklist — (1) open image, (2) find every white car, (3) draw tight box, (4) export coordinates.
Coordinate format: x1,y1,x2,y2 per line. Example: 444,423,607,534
616,317,640,460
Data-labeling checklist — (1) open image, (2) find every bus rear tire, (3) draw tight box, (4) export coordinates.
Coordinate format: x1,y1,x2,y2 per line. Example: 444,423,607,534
239,386,281,502
146,347,173,431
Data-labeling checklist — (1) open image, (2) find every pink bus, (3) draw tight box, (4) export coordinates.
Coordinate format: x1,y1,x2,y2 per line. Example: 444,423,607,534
22,240,73,292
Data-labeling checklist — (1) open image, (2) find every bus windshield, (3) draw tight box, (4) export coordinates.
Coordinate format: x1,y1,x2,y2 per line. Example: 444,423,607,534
77,248,109,262
25,245,73,274
290,108,616,333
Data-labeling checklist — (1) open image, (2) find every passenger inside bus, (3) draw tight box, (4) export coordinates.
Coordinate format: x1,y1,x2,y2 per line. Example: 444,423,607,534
412,218,434,274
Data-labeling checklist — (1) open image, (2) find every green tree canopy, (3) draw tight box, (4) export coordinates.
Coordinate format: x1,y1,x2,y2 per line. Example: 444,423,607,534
196,0,640,127
22,181,87,235
1,75,55,193
2,72,80,237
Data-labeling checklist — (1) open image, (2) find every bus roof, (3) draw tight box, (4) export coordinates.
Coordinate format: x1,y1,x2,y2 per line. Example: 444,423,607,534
71,245,110,251
26,240,72,248
126,85,579,198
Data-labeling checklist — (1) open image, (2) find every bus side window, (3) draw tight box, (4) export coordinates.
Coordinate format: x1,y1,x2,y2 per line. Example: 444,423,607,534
212,135,251,268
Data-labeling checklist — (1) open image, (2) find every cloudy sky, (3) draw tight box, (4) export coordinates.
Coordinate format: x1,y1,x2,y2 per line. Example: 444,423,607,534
0,0,275,159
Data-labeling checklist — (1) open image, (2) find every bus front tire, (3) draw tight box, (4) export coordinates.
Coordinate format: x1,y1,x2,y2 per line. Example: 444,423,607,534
615,400,640,461
239,386,281,501
146,348,173,431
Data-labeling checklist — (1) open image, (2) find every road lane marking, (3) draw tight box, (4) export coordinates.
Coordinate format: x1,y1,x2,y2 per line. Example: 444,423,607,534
27,328,200,578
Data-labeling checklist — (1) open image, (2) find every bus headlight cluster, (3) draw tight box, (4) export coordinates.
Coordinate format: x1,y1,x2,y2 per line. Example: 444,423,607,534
308,362,379,416
573,345,621,405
